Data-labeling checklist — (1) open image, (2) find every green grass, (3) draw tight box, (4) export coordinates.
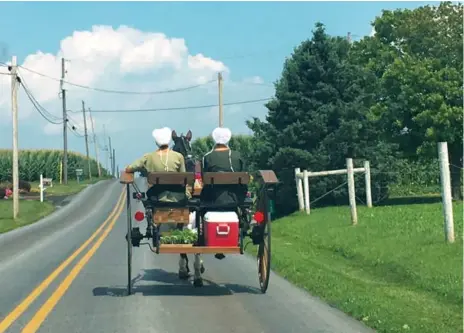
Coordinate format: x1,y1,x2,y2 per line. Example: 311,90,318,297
0,177,111,234
262,201,463,333
0,200,55,234
29,176,111,196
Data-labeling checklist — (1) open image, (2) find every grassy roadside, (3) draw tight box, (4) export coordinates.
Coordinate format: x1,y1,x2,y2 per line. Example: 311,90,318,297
0,177,112,234
29,176,112,196
0,200,55,233
255,201,463,333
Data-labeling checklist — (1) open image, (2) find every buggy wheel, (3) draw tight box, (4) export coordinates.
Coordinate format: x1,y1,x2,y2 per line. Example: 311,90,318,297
257,218,271,293
125,185,133,295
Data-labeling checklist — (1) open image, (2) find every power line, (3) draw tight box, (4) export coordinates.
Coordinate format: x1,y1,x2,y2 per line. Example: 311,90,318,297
18,69,63,123
68,123,84,138
66,114,85,136
19,77,64,125
18,65,216,95
86,97,272,113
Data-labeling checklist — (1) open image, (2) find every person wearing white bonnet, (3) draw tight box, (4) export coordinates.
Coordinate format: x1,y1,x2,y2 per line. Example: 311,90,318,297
198,126,248,275
152,126,172,148
125,126,196,282
211,126,232,146
126,126,186,175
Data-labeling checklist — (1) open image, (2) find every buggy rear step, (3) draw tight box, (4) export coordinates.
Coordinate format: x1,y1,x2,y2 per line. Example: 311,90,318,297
157,245,241,254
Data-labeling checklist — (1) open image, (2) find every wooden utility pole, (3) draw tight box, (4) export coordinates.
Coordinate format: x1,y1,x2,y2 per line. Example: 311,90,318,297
10,55,19,219
88,108,101,177
112,148,115,178
61,58,68,184
108,136,113,176
103,124,109,172
218,72,223,127
82,101,92,180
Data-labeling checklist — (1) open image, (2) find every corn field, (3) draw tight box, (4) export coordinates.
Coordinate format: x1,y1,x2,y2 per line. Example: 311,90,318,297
0,149,108,182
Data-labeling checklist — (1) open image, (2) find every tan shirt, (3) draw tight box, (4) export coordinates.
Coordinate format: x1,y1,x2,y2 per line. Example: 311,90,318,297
127,149,186,173
127,149,190,201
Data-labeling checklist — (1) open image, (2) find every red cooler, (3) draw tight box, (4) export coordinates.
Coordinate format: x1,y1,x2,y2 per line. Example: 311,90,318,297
203,212,239,247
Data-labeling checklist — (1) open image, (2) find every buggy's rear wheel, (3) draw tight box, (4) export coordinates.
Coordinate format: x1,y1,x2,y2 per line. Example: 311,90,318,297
257,218,271,293
125,185,133,295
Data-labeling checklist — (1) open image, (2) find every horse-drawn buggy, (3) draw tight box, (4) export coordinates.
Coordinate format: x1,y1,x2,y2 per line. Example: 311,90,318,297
119,168,278,294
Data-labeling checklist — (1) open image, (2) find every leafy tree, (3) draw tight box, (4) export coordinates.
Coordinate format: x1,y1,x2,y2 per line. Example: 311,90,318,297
350,1,463,199
247,23,397,215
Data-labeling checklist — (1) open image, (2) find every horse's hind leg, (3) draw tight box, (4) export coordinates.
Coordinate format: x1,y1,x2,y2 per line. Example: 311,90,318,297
193,253,204,287
178,254,189,280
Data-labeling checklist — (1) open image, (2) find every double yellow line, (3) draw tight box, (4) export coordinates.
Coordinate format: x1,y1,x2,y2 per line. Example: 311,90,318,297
0,189,126,333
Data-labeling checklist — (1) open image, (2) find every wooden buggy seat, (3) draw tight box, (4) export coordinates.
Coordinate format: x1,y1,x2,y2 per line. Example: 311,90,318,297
194,172,252,210
121,171,195,225
147,172,195,225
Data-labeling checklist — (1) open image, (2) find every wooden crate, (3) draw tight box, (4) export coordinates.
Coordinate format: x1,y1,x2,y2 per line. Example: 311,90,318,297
153,208,189,224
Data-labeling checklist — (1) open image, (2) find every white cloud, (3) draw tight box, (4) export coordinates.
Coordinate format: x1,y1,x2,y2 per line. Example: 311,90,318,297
370,26,376,37
0,25,274,167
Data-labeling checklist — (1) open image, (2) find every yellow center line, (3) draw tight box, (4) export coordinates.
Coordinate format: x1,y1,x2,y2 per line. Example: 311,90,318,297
0,189,125,333
22,193,127,333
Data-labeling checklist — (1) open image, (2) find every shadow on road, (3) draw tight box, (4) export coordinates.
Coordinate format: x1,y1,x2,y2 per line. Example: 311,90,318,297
92,268,262,297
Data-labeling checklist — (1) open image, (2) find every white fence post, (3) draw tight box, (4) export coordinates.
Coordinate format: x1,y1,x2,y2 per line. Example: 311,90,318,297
295,168,304,211
364,160,372,208
40,174,44,203
303,170,310,215
438,142,454,243
346,158,358,225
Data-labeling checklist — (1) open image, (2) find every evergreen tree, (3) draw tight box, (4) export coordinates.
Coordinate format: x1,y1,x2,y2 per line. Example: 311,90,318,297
247,23,397,215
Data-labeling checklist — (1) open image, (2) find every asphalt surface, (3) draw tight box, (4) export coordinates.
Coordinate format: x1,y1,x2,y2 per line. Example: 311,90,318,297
0,177,374,333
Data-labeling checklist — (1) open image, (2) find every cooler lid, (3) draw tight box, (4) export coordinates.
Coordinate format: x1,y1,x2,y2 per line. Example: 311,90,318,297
204,211,239,222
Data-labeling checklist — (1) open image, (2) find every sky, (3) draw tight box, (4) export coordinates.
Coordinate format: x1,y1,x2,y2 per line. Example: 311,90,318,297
0,1,439,172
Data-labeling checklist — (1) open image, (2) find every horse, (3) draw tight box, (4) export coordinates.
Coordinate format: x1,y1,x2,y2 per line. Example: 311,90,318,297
171,130,195,172
171,129,205,286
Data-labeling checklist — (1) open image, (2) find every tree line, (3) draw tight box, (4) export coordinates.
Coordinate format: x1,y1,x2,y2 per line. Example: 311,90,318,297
192,2,463,215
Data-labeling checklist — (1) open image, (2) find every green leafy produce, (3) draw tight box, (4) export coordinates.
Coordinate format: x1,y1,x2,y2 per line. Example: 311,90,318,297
160,229,198,244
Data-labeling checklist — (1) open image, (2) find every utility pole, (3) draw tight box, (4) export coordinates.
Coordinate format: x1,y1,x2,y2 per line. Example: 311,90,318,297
112,148,116,178
103,124,109,172
82,101,92,180
108,136,113,176
61,58,68,184
218,72,223,127
89,108,101,177
10,55,19,219
108,136,112,176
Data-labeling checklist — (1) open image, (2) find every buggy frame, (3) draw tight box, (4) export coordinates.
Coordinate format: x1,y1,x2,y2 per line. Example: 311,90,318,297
120,169,278,294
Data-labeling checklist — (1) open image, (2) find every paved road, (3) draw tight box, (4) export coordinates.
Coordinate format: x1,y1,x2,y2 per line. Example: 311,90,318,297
0,178,374,333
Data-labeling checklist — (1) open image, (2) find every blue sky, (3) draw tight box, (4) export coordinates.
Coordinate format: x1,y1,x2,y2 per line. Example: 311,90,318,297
0,1,436,82
0,1,437,171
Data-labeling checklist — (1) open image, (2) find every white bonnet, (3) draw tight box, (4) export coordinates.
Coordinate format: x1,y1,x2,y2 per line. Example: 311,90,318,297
152,127,172,147
212,127,232,145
